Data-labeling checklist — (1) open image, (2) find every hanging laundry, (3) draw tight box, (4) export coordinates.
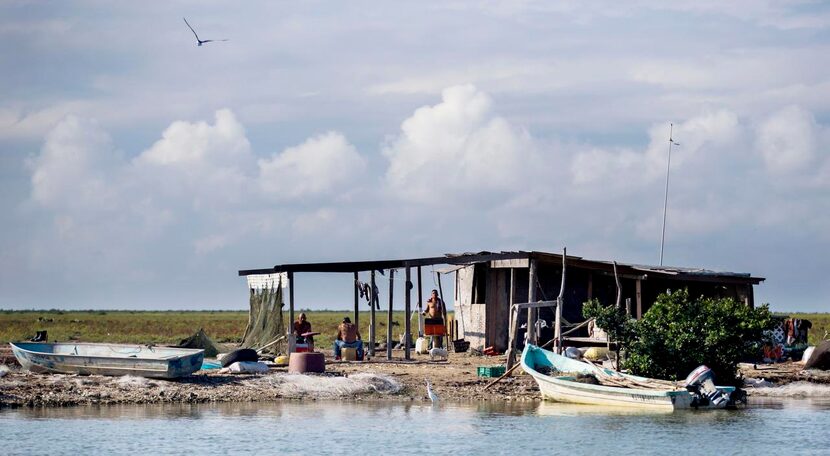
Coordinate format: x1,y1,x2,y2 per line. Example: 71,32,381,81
372,283,380,310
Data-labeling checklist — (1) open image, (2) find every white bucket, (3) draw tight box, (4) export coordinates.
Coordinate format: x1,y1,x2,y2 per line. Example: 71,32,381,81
415,337,429,354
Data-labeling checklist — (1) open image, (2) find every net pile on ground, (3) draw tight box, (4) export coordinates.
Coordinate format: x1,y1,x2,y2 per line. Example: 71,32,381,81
264,373,402,399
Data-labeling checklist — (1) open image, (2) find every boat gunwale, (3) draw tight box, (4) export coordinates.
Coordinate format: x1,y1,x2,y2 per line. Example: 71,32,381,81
521,350,687,398
9,342,204,362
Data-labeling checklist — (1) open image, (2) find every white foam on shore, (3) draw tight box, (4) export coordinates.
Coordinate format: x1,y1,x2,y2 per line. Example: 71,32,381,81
265,372,402,398
747,381,830,397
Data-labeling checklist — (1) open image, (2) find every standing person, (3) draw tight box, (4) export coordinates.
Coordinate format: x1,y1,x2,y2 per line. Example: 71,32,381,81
333,317,364,360
423,289,444,349
292,312,314,352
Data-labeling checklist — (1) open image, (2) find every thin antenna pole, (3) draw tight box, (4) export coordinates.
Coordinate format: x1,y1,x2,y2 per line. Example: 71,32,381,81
659,123,674,266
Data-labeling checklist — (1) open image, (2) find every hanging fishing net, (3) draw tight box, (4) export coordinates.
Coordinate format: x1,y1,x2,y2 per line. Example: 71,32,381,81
240,273,286,354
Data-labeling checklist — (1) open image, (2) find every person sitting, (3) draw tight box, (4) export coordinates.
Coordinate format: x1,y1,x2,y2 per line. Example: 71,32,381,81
292,312,314,352
333,316,364,360
423,289,444,349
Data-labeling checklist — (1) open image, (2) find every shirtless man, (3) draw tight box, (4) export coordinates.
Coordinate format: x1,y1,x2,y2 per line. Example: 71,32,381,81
423,289,444,348
333,317,364,360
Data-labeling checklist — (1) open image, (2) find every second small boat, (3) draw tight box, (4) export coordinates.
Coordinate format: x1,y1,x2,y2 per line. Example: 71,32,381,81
521,344,739,410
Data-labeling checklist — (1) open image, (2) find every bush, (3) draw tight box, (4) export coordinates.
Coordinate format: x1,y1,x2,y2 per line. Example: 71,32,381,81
582,298,637,369
625,289,773,385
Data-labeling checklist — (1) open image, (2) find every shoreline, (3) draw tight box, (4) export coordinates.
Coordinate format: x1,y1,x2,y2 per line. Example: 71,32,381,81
0,352,540,408
2,353,828,409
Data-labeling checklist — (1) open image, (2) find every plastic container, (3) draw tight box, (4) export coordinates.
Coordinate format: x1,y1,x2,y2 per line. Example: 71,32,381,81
274,355,289,366
477,365,506,377
288,352,325,373
341,347,358,361
415,337,429,354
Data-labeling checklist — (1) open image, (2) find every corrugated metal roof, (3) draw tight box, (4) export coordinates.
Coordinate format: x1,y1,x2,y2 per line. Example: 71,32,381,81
238,249,764,284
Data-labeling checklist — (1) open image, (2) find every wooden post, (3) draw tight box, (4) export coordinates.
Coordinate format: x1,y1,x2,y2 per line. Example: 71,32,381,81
370,270,376,357
555,296,562,355
405,267,411,360
288,271,295,354
555,248,566,355
353,271,359,330
417,266,423,337
387,269,394,360
506,268,517,368
636,279,643,319
437,272,448,349
527,259,538,345
587,273,593,300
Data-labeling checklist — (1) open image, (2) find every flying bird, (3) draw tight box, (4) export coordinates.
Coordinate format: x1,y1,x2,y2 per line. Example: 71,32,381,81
425,379,439,403
183,17,228,47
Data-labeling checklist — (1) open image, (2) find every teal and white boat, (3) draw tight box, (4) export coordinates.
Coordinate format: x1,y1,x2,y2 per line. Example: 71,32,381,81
521,344,737,410
10,342,204,379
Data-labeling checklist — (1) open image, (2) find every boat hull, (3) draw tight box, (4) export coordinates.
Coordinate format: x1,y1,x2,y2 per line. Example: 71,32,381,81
521,344,733,410
10,342,204,379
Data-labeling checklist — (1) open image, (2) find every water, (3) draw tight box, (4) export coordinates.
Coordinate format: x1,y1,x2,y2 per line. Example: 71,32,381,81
3,398,830,455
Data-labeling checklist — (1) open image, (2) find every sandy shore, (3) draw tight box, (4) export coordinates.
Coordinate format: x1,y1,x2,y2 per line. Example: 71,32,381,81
2,351,828,408
0,351,538,408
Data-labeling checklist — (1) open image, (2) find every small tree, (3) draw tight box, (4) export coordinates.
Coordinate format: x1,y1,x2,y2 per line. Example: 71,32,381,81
582,298,637,369
625,289,773,385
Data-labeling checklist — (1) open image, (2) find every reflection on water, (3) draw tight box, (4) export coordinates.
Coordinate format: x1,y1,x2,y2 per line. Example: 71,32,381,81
2,399,829,455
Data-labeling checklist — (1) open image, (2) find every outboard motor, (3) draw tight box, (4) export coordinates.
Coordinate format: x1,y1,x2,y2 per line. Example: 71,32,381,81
684,365,728,407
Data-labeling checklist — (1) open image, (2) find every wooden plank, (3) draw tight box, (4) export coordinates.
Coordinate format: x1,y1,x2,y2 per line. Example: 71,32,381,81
587,273,593,300
527,259,538,345
370,270,376,357
636,279,642,319
405,267,411,360
353,271,359,330
417,266,423,337
288,271,295,354
490,258,529,269
387,269,394,360
438,273,449,349
512,300,558,310
506,268,517,369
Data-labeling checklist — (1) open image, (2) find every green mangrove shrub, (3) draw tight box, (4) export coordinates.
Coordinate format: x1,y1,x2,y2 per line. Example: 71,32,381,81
625,289,773,385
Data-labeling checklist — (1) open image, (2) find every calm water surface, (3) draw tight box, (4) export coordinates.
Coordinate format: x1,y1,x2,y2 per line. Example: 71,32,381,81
3,398,830,455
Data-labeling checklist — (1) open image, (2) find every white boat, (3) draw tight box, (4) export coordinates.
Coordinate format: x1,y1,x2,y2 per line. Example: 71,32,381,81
10,342,204,379
521,344,737,410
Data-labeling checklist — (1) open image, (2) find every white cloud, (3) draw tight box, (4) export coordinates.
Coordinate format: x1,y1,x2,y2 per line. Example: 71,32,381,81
137,109,251,168
257,131,366,200
755,105,817,174
383,84,538,203
570,110,742,195
28,115,122,210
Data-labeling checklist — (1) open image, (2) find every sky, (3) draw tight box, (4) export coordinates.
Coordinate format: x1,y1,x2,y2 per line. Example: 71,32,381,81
1,1,829,312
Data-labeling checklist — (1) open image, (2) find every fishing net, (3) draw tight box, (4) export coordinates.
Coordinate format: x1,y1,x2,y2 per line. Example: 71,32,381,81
747,381,830,397
240,274,286,354
263,372,401,399
177,328,222,358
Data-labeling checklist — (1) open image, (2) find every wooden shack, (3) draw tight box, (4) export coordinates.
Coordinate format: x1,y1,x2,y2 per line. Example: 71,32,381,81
238,250,764,357
453,251,765,353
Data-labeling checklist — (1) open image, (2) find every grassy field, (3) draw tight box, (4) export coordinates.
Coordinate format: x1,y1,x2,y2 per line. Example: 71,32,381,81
2,310,825,349
0,310,454,350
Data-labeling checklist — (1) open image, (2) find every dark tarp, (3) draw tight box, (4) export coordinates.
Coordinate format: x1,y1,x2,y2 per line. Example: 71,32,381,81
178,328,221,358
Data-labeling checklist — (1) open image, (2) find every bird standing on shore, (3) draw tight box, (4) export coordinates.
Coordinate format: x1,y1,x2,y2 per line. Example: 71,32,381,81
183,17,228,46
425,379,439,403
